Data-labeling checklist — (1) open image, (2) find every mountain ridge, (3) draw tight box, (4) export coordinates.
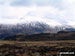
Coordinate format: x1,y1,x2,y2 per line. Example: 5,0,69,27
0,20,75,40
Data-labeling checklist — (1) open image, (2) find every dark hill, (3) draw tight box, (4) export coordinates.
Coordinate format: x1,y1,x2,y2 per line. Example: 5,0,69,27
4,31,75,41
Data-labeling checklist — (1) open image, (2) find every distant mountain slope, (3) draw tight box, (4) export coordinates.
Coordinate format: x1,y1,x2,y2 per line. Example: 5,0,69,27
4,31,75,41
0,21,64,39
0,19,75,40
65,28,75,31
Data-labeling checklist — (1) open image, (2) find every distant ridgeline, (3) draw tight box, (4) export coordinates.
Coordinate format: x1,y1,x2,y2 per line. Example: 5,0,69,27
4,31,75,41
0,21,75,41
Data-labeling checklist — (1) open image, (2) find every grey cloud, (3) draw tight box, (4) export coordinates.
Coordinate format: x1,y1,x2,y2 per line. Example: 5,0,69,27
0,2,4,5
10,0,32,6
10,0,63,10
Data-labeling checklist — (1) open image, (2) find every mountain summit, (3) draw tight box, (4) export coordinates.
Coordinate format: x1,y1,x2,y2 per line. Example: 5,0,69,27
0,18,75,39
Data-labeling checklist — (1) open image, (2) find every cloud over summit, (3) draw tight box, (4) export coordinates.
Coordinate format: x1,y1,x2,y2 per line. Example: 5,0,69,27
0,0,75,26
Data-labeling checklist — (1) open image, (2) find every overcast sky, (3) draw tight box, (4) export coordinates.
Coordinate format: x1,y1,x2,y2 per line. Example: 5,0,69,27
0,0,75,25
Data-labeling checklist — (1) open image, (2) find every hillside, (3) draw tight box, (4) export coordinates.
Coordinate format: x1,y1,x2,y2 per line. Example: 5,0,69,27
4,31,75,41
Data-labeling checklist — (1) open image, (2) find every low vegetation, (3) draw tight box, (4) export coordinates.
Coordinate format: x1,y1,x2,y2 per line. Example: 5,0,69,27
0,40,75,56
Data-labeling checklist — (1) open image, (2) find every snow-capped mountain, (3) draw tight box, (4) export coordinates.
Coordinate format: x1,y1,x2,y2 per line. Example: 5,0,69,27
0,21,62,39
0,18,75,39
0,21,61,35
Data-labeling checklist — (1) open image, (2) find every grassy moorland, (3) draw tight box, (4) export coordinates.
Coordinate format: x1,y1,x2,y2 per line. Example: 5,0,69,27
0,40,75,56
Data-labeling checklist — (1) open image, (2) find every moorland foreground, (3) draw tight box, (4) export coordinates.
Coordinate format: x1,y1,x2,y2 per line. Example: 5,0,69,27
0,40,75,56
